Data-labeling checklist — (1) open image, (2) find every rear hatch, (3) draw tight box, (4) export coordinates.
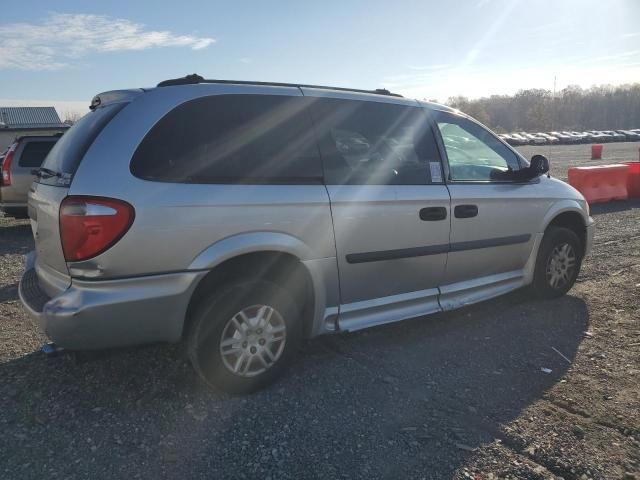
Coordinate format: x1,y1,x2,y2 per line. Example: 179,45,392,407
29,101,128,296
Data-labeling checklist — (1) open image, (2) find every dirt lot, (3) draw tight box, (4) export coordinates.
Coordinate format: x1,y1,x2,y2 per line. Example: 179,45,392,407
1,143,639,479
518,141,640,180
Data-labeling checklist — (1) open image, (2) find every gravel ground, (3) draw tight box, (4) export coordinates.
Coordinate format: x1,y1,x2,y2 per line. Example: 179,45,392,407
1,143,639,479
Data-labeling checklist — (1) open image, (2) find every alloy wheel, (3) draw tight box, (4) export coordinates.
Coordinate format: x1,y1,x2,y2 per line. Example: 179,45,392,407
546,242,577,289
219,304,287,377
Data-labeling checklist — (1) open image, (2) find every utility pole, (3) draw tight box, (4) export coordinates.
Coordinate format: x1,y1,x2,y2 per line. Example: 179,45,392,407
552,75,557,131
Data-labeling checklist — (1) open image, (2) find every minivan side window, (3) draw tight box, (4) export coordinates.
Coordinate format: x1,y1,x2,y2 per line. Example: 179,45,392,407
18,141,56,168
434,111,521,182
310,98,443,185
131,94,322,184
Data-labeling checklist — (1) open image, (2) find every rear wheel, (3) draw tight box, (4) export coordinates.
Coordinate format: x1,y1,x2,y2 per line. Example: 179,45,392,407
532,226,582,299
187,280,302,394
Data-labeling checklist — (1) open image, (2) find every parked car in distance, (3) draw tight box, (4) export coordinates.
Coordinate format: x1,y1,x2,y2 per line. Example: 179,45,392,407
617,130,640,141
549,131,575,144
508,133,529,145
537,133,559,144
588,131,611,143
19,75,594,393
560,131,583,143
568,131,588,143
601,130,626,142
585,131,600,142
1,135,61,218
498,133,514,145
578,132,596,143
501,133,527,146
521,132,547,145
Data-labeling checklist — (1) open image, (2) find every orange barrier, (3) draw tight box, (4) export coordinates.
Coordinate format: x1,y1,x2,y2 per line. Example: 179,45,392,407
567,164,629,204
591,144,603,160
624,162,640,198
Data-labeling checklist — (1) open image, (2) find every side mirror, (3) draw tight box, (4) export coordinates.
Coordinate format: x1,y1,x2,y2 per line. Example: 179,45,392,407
530,154,550,177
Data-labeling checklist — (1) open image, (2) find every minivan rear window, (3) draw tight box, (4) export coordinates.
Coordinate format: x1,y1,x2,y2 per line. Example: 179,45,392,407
18,141,56,168
130,94,322,184
38,103,125,186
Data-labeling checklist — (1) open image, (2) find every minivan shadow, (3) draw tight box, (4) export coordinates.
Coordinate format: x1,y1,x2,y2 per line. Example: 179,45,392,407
0,290,588,479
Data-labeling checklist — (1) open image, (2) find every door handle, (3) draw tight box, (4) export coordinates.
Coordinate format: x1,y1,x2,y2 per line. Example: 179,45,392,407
419,206,447,221
454,204,478,218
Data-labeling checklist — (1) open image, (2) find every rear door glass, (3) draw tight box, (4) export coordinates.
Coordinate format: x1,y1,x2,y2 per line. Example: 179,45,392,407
310,98,442,185
18,141,56,168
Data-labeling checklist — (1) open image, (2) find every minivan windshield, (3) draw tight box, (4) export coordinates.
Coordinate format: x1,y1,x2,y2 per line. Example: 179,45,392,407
38,103,125,186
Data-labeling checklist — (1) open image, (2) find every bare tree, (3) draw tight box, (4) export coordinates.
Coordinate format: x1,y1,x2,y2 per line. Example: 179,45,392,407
61,110,84,125
446,83,640,132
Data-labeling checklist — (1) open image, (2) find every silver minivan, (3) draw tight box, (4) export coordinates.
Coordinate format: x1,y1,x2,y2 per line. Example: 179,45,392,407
19,75,594,393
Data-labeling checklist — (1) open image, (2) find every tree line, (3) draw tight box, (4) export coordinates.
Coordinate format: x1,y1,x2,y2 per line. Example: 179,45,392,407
445,83,640,133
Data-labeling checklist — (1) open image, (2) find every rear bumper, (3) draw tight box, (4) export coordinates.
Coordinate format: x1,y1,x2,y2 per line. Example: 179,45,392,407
0,184,28,208
19,253,206,350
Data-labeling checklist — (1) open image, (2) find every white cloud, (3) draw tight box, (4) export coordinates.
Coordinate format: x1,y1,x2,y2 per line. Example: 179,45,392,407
0,13,215,70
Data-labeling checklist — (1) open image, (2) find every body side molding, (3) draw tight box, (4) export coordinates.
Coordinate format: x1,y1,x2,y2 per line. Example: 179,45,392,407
346,234,531,264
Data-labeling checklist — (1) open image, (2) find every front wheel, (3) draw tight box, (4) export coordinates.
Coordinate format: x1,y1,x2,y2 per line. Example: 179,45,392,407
531,227,583,299
187,280,302,394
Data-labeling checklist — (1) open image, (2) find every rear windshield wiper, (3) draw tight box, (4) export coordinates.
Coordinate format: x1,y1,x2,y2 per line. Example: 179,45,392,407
31,167,62,178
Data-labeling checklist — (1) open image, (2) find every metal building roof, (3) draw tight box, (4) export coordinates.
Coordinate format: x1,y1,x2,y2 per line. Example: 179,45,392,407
0,107,69,130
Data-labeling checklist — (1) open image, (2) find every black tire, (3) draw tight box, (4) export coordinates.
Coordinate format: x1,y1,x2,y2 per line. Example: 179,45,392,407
187,280,302,394
531,226,583,299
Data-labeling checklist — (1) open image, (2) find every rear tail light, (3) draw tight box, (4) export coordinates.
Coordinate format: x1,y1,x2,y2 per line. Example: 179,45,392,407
60,196,135,262
1,143,17,186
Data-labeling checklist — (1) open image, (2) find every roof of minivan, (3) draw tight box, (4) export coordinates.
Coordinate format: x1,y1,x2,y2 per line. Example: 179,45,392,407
418,100,458,113
90,75,460,114
154,74,404,98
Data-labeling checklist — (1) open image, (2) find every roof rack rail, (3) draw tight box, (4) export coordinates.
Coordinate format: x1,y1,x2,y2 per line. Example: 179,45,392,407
156,74,403,98
156,74,204,87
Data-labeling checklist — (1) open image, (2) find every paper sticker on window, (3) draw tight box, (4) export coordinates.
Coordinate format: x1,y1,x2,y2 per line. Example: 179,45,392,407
430,162,443,183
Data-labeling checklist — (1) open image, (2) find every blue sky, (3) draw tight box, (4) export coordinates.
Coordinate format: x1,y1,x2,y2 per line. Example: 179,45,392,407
1,0,639,117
